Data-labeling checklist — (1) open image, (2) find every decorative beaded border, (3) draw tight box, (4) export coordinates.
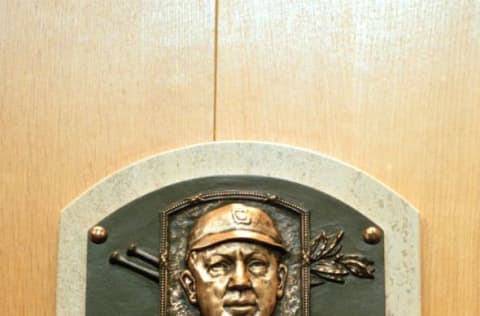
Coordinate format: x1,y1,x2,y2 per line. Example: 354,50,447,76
159,190,311,316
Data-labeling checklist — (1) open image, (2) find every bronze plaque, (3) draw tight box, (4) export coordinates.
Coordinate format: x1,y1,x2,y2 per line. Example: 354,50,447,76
86,176,384,316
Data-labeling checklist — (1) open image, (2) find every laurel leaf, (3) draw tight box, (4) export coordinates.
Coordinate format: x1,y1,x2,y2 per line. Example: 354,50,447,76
341,259,375,278
311,270,345,283
311,264,349,275
341,254,374,265
311,232,328,260
321,231,344,257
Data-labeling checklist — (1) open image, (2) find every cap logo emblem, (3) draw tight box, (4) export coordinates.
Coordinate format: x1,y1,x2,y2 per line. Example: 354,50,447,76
232,207,251,225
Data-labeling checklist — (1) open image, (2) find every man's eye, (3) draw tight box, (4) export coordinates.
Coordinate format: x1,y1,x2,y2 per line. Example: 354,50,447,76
208,261,231,273
248,260,268,274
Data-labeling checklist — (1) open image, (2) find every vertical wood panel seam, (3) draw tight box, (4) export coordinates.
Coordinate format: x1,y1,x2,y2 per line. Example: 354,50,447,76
213,0,219,141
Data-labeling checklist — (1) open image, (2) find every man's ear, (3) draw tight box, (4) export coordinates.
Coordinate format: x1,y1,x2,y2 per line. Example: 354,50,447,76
276,263,288,299
179,270,197,305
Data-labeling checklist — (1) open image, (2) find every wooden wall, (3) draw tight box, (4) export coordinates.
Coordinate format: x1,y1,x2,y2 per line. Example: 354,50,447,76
1,1,478,315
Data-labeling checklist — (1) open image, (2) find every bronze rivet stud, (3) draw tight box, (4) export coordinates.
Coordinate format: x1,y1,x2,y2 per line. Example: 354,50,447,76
89,225,108,244
363,226,382,244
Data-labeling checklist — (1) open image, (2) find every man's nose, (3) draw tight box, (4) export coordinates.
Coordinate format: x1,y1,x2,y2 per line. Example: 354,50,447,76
227,262,252,290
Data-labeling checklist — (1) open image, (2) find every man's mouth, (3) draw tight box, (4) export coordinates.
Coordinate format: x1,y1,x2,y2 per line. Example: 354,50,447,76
224,299,257,310
224,301,256,315
224,292,257,314
224,300,256,307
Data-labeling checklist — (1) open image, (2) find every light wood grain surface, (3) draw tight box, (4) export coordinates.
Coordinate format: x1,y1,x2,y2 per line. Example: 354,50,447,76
0,1,215,315
216,1,480,315
1,1,479,315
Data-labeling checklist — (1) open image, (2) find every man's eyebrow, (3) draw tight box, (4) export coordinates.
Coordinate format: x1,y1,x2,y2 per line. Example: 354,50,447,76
205,252,235,261
244,251,268,261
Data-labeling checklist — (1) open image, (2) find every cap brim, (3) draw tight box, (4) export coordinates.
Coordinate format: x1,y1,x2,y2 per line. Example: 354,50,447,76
190,230,286,252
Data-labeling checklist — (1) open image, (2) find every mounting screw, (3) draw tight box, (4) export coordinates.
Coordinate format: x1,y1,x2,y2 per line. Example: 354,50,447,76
89,225,108,244
363,226,382,244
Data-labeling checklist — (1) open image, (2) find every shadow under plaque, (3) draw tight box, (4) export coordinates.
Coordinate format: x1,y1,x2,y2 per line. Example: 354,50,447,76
86,176,385,316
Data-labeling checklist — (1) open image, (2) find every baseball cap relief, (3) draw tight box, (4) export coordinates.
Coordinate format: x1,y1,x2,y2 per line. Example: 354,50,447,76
187,203,286,255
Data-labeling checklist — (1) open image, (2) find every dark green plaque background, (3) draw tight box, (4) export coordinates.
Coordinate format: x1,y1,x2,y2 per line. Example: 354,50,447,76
86,176,385,315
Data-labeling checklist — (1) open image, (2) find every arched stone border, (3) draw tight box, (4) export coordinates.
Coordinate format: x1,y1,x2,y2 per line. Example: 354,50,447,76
56,141,420,315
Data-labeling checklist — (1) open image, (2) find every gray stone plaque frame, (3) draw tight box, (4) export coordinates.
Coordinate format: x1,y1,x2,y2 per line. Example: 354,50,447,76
57,141,421,315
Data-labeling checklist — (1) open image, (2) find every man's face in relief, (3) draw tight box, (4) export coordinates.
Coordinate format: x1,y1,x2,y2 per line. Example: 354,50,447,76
179,203,288,316
181,241,287,316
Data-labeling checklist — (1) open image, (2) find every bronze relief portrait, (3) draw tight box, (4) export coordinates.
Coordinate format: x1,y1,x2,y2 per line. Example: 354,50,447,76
179,203,288,316
162,192,310,316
